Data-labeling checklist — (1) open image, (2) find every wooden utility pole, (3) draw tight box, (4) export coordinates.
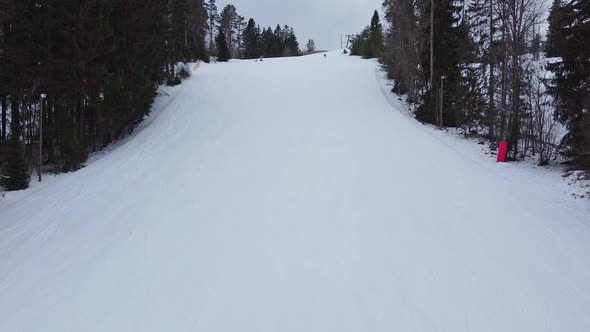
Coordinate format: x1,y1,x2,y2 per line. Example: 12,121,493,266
430,0,436,124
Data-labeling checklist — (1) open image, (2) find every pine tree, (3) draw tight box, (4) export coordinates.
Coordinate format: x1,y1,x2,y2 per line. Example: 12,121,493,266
415,0,470,127
382,0,419,99
219,4,238,58
216,28,230,62
283,27,300,56
260,27,274,57
0,9,10,143
1,0,39,185
205,0,219,54
170,0,191,65
366,10,384,59
548,0,590,169
242,18,259,59
350,10,384,59
188,0,210,62
465,0,500,139
272,25,283,57
546,0,566,57
233,15,246,58
1,139,30,191
350,27,370,57
306,39,316,53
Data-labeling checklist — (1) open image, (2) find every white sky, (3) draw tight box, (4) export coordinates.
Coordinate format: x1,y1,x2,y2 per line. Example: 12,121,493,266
217,0,384,50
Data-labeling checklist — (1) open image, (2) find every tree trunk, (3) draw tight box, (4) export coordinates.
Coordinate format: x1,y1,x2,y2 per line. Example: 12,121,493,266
509,56,520,159
78,94,84,146
47,99,55,163
10,95,19,140
500,27,507,114
1,95,6,142
27,101,33,159
430,0,436,124
500,112,507,141
487,0,496,139
91,101,97,152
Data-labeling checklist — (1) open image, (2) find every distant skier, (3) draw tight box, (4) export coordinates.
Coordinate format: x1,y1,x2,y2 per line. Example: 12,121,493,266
324,54,327,59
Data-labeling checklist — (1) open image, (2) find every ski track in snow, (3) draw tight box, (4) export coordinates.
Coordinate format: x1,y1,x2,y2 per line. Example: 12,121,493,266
1,51,590,332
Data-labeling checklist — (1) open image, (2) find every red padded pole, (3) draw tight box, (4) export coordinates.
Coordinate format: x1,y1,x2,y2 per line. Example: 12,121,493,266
497,141,508,163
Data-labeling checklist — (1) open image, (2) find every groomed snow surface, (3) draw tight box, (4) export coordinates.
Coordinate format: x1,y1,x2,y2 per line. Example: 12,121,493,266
1,51,590,332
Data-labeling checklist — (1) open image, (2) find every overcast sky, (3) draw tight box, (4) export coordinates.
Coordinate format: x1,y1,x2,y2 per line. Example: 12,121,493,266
217,0,384,50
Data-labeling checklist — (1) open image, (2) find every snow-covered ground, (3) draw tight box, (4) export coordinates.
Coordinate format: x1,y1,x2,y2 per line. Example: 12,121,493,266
1,51,590,332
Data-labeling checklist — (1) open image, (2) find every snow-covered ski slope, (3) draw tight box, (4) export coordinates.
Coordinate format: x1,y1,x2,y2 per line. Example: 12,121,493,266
1,51,590,332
